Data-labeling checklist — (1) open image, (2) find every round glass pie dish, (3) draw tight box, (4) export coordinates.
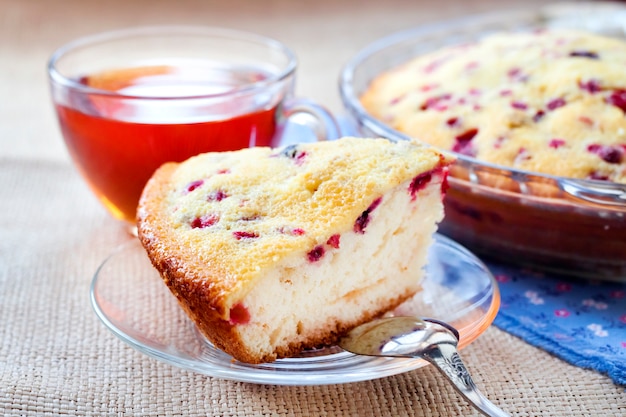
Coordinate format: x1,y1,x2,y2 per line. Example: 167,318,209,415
340,2,626,281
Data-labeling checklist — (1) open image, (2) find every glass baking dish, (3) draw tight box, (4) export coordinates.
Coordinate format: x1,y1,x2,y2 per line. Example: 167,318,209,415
340,2,626,281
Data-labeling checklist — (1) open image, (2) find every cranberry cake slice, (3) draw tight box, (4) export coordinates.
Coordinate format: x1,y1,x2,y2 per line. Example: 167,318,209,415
137,137,453,364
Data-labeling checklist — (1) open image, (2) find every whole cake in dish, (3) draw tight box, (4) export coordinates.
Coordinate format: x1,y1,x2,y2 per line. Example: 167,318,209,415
361,29,626,183
137,137,453,364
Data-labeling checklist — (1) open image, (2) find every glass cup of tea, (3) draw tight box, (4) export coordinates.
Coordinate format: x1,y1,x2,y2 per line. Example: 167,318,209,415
48,26,340,230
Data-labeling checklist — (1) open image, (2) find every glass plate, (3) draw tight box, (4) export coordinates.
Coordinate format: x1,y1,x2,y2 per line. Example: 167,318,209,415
90,234,500,386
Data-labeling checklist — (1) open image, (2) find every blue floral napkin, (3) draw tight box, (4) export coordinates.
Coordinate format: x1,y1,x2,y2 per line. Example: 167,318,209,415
488,261,626,386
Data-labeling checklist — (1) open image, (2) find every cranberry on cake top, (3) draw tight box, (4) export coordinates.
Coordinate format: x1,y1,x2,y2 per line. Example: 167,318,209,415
361,29,626,183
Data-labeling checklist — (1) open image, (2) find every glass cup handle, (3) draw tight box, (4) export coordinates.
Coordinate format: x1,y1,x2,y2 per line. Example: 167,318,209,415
280,98,342,142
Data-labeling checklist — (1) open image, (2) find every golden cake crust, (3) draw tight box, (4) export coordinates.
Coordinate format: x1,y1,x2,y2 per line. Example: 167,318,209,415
137,137,452,363
361,29,626,184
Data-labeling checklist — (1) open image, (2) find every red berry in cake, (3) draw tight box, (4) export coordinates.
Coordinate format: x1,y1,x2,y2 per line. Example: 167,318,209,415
191,214,219,229
507,67,520,77
307,245,325,262
422,56,449,73
409,172,434,200
578,116,594,126
207,190,228,202
569,50,599,59
546,98,566,110
440,169,450,194
587,144,624,164
240,214,260,222
507,67,528,82
233,231,260,240
606,89,626,113
511,101,528,110
446,117,460,127
229,303,250,325
455,128,478,142
354,215,369,234
549,139,566,149
579,79,602,93
452,141,476,156
354,197,382,234
390,94,405,105
421,94,452,110
185,180,204,193
278,226,306,236
588,171,610,181
452,128,478,157
326,234,341,249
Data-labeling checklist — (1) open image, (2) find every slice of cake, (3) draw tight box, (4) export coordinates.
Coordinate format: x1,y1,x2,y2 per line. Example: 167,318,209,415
137,137,453,363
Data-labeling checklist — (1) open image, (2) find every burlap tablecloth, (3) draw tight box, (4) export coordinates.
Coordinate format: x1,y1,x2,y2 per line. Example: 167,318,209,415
1,0,625,415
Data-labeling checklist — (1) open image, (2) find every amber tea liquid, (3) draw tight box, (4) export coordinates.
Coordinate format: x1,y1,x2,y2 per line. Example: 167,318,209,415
56,63,278,223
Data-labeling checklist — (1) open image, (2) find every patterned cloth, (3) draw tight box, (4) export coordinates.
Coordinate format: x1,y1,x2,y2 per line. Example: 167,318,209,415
490,261,626,386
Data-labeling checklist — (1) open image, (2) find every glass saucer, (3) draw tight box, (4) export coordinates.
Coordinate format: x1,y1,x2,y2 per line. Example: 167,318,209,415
90,234,500,385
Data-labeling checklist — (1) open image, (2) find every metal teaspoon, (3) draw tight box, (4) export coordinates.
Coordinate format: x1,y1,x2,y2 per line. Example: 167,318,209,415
339,316,510,417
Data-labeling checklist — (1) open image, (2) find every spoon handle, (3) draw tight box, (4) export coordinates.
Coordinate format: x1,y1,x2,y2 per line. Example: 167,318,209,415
421,343,510,417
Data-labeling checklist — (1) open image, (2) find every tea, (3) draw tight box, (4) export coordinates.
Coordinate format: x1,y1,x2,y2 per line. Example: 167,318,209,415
55,63,279,223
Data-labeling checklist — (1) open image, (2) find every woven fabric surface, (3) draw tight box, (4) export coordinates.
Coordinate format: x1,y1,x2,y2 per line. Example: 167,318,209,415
2,0,626,415
1,159,625,417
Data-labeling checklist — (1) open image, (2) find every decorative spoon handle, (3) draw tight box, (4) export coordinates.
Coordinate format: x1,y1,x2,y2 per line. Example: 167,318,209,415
421,343,510,417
